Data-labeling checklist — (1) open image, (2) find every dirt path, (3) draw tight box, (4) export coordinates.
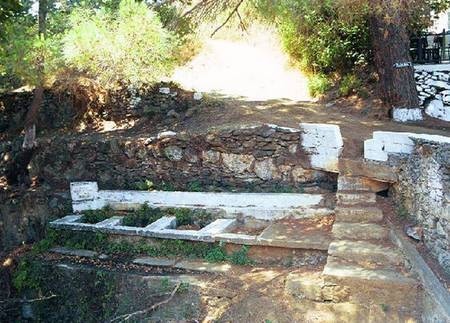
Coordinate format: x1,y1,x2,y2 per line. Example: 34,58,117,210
172,27,311,102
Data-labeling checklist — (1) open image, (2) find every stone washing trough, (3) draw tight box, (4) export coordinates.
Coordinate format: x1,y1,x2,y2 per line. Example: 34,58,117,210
50,213,331,250
70,182,331,221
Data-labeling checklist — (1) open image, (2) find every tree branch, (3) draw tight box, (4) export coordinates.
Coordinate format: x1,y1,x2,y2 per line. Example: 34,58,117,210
210,0,245,37
109,282,181,323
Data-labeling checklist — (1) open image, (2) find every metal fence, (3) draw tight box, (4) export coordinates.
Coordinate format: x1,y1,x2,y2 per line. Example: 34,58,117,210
410,30,450,64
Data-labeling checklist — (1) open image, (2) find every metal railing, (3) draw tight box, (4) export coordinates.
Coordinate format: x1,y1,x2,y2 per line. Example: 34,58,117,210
410,30,450,64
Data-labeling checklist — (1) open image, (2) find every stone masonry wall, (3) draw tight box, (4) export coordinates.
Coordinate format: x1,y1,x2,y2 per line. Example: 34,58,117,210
393,140,450,274
29,125,337,192
414,67,450,122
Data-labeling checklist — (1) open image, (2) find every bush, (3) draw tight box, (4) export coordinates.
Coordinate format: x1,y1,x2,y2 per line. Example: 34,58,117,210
81,206,115,224
0,19,63,88
339,73,363,97
122,204,164,227
255,0,370,75
308,74,332,97
63,0,177,89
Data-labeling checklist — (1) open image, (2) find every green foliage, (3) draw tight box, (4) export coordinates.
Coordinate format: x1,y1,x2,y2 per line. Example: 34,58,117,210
338,73,363,97
13,258,45,291
0,19,63,87
62,0,177,89
81,206,115,224
166,208,215,228
204,244,228,263
186,180,203,192
255,0,370,75
122,204,164,227
229,245,253,265
133,179,155,191
307,73,332,97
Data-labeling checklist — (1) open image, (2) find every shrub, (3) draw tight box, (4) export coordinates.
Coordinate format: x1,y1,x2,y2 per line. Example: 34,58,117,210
0,19,63,88
308,74,332,97
339,73,363,97
255,0,371,75
63,0,177,89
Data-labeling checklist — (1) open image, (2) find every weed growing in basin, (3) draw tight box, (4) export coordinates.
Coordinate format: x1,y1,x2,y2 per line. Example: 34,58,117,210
122,204,164,227
166,208,215,228
186,180,203,192
81,206,115,224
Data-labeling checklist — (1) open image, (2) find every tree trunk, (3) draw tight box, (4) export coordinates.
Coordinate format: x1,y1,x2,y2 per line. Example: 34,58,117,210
369,0,419,114
22,0,47,149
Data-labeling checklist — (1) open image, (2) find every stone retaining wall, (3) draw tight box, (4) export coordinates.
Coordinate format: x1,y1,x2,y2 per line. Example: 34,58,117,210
30,124,339,192
410,66,450,122
392,140,450,274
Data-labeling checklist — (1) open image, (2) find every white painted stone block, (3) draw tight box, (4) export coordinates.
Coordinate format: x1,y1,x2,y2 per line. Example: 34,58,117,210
364,139,388,162
159,87,170,94
70,182,99,201
200,219,237,234
425,99,450,121
392,108,423,122
299,123,343,172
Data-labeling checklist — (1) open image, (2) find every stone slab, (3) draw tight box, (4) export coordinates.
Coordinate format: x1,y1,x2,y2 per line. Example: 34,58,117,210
339,158,398,183
332,223,388,241
335,207,383,223
174,260,233,273
323,256,417,287
336,192,376,206
49,246,98,258
133,257,177,267
94,216,123,228
200,219,237,234
258,222,331,250
328,240,402,267
389,226,450,322
144,216,176,231
213,233,259,245
337,176,389,193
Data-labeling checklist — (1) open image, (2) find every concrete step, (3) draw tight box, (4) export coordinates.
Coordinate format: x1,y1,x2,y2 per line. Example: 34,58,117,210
328,240,403,268
336,192,377,206
323,257,419,307
337,176,389,193
335,206,383,223
332,223,388,241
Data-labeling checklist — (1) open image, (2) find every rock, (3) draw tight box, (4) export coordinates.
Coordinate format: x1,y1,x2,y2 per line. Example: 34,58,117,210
254,158,278,180
428,80,450,90
159,87,170,94
164,146,183,161
185,107,197,118
167,109,180,119
425,99,450,121
157,131,177,139
202,150,221,164
222,153,254,173
405,225,422,241
392,108,423,122
193,92,203,100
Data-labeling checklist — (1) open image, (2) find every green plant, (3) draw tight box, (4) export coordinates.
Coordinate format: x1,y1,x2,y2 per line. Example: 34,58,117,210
204,244,228,263
380,303,389,313
133,179,155,191
122,204,164,227
62,0,177,89
308,74,332,97
81,206,115,224
13,258,45,291
339,73,363,97
166,208,215,228
255,0,371,75
229,246,253,266
187,180,203,192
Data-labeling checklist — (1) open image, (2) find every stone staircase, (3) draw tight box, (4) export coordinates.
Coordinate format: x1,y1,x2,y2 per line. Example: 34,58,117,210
322,175,420,310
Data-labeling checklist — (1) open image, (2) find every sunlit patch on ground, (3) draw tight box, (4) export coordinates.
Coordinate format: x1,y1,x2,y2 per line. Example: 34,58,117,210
172,26,311,102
